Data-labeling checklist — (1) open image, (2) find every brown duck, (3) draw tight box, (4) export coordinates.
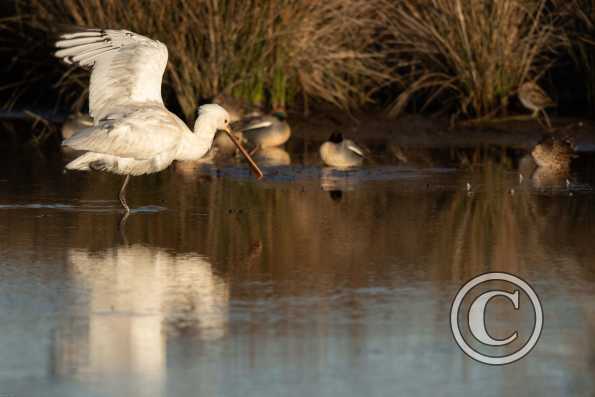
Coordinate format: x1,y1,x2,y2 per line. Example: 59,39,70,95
531,135,575,171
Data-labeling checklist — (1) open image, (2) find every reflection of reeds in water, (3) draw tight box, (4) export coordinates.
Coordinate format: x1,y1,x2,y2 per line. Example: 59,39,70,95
3,152,595,292
431,158,592,283
52,245,228,386
3,160,594,281
435,161,533,280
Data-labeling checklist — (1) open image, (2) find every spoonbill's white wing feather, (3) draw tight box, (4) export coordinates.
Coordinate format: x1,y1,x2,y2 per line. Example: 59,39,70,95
345,140,365,157
62,106,183,160
55,29,168,121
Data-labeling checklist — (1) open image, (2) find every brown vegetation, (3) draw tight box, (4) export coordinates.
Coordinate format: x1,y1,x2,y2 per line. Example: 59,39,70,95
382,0,561,118
20,0,389,122
3,0,595,127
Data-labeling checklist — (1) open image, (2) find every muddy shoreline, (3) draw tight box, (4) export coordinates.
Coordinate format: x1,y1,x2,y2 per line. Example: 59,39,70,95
292,110,595,151
2,109,595,152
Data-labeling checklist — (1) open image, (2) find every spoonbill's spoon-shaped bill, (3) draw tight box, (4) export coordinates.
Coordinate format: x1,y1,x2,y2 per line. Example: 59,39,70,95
223,127,263,179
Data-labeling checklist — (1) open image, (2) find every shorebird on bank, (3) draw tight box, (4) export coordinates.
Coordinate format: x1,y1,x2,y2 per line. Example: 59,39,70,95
518,81,556,129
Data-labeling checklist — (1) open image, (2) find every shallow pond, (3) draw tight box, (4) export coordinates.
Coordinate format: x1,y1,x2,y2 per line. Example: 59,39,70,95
1,139,595,396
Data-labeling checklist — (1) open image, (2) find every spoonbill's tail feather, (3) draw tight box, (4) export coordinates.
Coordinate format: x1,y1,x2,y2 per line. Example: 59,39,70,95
65,152,115,172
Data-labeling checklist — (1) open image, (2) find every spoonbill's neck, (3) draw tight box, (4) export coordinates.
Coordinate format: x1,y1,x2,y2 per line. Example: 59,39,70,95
176,116,218,161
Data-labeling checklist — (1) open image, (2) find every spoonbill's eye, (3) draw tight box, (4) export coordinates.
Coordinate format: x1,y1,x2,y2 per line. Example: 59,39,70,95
225,119,228,124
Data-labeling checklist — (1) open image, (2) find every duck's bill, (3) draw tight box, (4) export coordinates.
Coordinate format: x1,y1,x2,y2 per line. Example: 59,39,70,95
224,128,264,179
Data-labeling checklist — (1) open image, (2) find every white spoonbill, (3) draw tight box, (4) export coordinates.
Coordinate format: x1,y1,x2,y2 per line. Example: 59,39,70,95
54,28,263,212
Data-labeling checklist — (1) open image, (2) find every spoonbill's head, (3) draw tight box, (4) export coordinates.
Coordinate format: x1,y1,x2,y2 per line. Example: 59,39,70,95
198,103,232,133
199,103,264,180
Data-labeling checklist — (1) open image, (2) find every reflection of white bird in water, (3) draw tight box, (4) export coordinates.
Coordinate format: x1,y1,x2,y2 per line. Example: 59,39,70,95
56,245,229,380
54,28,263,212
319,132,364,168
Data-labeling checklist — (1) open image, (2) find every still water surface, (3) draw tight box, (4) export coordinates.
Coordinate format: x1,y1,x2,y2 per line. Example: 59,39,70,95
1,142,595,396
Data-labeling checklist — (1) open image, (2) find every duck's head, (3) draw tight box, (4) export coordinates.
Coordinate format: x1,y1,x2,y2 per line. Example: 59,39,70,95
328,132,344,144
272,110,287,122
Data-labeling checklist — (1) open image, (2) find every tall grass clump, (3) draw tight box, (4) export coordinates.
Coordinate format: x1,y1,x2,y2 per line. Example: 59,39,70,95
382,0,560,119
18,0,389,121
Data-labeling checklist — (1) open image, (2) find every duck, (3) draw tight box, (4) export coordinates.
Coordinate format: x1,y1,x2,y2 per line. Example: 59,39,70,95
234,111,291,149
518,81,555,128
61,112,93,140
319,132,364,168
531,135,575,171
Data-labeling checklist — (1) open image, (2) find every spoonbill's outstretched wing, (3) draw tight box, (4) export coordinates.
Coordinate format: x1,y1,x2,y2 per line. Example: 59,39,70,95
55,29,168,121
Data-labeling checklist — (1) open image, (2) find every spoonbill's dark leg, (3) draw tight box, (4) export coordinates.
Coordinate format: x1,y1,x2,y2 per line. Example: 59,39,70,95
118,211,130,245
119,175,131,212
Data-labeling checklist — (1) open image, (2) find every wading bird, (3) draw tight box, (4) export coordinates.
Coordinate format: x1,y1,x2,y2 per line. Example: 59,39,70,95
55,28,263,212
518,81,555,129
319,132,364,168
